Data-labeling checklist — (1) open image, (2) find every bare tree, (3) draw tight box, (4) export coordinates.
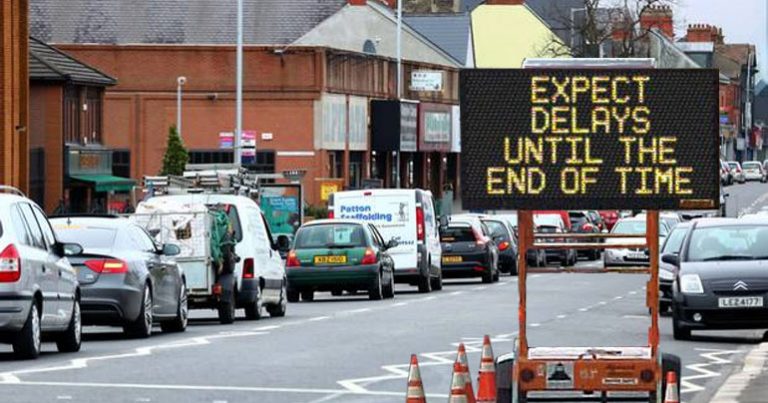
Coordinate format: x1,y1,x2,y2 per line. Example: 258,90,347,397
537,0,679,59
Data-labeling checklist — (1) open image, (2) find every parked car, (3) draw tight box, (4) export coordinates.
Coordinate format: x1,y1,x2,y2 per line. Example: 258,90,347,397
727,161,746,183
604,217,670,268
586,210,606,232
598,210,620,231
665,218,768,340
51,216,188,337
440,218,499,283
721,160,733,186
534,210,572,230
329,189,443,293
482,217,518,275
658,221,692,313
636,212,683,231
741,161,767,182
285,220,396,301
0,187,83,359
568,211,601,260
535,214,577,267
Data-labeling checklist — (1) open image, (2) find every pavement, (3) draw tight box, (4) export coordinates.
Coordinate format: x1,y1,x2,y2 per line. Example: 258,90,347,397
0,182,766,403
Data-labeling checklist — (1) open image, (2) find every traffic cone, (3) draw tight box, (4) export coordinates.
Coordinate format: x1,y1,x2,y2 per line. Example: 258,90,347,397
664,371,679,403
476,335,497,403
449,361,469,403
456,343,476,403
406,354,426,403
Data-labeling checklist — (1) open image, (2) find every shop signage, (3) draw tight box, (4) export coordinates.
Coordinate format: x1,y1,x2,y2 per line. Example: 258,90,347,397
418,103,452,152
219,132,234,149
67,147,112,176
320,182,341,201
317,94,347,151
411,70,443,92
371,100,420,152
349,96,368,151
400,102,418,152
460,68,720,210
451,105,461,153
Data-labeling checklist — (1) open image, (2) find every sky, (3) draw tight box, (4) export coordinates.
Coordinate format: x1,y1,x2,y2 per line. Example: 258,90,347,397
673,0,767,81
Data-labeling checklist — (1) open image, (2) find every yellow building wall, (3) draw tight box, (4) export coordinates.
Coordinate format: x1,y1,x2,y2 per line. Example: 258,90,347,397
472,5,569,68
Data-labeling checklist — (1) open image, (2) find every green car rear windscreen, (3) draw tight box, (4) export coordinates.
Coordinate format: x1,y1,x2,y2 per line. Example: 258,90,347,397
459,68,720,211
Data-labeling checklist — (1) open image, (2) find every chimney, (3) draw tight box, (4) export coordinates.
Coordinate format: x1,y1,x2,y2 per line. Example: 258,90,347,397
685,23,724,44
640,4,674,39
486,0,526,4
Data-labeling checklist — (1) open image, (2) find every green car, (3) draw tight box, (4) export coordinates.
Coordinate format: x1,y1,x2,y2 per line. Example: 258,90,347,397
285,219,396,301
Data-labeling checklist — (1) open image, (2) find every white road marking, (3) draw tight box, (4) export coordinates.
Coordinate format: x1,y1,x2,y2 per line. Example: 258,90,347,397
421,296,437,301
709,343,767,402
308,316,330,322
346,308,372,314
556,314,567,319
530,323,541,327
252,325,281,331
621,315,647,320
212,401,227,403
579,308,589,312
629,291,638,295
613,296,624,300
450,291,464,296
135,399,151,402
392,302,408,307
473,286,487,291
598,301,608,306
56,396,72,400
680,348,745,394
531,274,542,278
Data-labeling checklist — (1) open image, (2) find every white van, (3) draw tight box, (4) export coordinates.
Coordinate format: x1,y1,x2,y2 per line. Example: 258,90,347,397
329,189,443,293
135,194,287,323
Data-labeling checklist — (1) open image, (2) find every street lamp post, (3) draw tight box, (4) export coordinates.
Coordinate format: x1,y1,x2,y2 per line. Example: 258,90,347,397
234,0,244,166
395,0,402,188
176,76,187,139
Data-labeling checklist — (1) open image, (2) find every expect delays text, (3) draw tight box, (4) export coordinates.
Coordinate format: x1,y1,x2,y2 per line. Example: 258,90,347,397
486,75,694,196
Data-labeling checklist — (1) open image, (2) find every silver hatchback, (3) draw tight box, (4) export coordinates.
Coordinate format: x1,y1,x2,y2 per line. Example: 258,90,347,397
0,187,83,359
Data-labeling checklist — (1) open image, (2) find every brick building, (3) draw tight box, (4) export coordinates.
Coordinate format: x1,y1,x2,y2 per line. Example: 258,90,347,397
0,0,28,191
32,0,462,208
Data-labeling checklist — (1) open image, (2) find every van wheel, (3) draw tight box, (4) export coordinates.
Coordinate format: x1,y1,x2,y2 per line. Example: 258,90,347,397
267,280,288,317
417,271,432,293
244,287,263,320
14,303,41,359
125,284,153,338
430,267,443,291
57,300,82,352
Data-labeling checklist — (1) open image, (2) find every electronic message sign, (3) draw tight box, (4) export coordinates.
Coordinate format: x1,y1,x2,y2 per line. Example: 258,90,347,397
459,69,720,211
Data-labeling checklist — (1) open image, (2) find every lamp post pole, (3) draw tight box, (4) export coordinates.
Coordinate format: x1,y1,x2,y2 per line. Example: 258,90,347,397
395,0,402,188
235,0,244,166
176,76,186,139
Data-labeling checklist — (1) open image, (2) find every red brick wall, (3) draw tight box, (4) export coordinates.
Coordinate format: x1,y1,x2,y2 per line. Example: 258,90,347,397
29,83,64,212
0,0,28,191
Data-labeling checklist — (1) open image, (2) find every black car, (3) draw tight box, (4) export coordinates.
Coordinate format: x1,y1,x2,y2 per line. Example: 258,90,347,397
568,211,601,260
482,217,518,275
665,218,768,340
658,221,692,313
440,219,499,283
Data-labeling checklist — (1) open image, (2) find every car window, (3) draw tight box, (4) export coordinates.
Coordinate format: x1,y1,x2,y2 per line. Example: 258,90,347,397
294,224,367,249
128,226,157,252
687,225,768,261
208,204,243,243
54,224,118,250
19,203,46,250
743,162,761,169
367,225,382,247
10,205,32,246
612,221,646,235
260,213,276,248
662,227,688,254
31,206,56,249
441,225,475,242
372,225,388,247
483,220,508,238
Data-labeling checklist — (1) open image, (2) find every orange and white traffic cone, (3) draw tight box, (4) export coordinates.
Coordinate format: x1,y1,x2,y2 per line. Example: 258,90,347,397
406,354,427,403
456,343,476,403
476,335,497,403
664,371,679,403
449,361,469,403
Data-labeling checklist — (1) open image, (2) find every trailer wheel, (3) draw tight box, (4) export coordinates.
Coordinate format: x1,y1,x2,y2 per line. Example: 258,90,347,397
217,274,236,324
661,353,681,402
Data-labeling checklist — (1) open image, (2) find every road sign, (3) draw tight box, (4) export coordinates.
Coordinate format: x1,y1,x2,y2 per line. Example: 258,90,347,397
459,69,720,210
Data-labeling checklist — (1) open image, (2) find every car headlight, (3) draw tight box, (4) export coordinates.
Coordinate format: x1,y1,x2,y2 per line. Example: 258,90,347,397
659,269,674,281
680,274,704,294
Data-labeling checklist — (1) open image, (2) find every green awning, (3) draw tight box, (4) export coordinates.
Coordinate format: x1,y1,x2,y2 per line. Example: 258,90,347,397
70,174,136,193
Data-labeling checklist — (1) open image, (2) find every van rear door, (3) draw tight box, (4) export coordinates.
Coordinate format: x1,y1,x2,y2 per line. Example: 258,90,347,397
332,190,418,272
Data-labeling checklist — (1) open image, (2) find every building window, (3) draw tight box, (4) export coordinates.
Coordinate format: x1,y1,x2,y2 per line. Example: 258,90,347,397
112,150,131,178
63,85,103,145
85,87,103,144
63,85,80,144
188,150,234,165
250,150,275,174
29,148,45,208
328,151,343,178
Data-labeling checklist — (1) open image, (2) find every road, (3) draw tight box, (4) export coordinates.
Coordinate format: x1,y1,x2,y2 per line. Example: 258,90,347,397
0,182,766,403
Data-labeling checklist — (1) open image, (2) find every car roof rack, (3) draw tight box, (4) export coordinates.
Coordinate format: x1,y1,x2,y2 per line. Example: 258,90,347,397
0,185,26,198
49,213,121,219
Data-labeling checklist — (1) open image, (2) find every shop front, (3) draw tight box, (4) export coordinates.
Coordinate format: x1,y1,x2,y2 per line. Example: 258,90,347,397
370,99,419,188
65,145,135,213
315,93,370,191
418,102,460,215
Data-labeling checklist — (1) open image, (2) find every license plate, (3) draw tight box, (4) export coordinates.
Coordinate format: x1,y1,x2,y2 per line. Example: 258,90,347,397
314,255,347,264
442,256,463,264
628,252,646,259
718,296,764,308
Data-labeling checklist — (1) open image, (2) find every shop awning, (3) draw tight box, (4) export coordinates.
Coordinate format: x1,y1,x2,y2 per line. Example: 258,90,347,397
70,175,136,192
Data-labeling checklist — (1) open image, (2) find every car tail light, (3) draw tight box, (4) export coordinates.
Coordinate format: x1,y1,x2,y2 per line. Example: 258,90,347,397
0,244,21,282
416,207,425,241
242,258,255,279
498,241,510,251
84,259,128,274
286,251,301,268
581,223,594,232
361,248,378,265
328,211,334,219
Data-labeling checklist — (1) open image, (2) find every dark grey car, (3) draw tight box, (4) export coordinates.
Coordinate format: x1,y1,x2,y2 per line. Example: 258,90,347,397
666,219,768,340
51,217,188,338
482,218,518,275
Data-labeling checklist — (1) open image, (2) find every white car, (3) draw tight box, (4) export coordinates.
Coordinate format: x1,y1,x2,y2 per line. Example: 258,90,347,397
604,217,670,268
329,189,443,293
0,186,83,359
741,161,767,182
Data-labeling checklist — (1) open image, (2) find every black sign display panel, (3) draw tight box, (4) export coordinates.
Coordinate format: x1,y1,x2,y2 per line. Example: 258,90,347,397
460,68,720,211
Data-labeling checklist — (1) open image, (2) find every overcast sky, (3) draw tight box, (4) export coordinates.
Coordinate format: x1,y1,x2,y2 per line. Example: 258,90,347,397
673,0,767,80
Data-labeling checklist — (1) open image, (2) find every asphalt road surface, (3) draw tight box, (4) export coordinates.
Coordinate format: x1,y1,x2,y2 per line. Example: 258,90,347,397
1,182,768,403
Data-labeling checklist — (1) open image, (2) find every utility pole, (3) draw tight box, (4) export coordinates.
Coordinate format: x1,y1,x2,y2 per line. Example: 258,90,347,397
395,0,402,188
235,0,244,166
176,76,186,140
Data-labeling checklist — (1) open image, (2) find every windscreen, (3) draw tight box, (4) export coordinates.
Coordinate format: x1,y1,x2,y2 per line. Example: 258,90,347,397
743,162,761,169
569,213,588,227
662,226,688,254
294,224,367,249
687,225,768,261
441,225,475,242
54,225,118,250
728,162,740,170
612,221,646,235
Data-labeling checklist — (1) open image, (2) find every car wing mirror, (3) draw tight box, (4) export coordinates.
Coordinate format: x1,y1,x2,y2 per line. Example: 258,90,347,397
661,253,680,267
276,235,292,252
58,242,83,257
439,215,449,230
385,238,399,250
162,243,181,257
